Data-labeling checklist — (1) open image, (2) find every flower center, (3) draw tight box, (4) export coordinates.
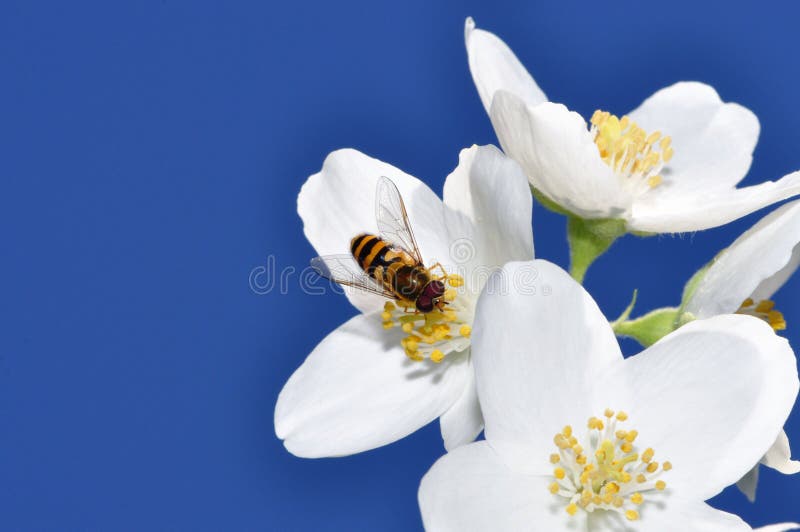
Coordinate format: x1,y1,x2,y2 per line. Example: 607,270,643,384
737,298,786,331
590,110,673,190
549,409,671,522
381,273,472,363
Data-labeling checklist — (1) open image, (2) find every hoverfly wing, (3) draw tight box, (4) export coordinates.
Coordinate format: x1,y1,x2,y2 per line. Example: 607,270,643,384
310,254,397,299
375,176,423,264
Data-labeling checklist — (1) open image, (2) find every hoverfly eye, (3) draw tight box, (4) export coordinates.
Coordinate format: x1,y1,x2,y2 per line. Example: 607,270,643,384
430,280,446,298
416,296,433,313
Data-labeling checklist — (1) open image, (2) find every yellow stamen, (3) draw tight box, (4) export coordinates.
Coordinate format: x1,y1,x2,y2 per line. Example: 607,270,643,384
548,408,672,522
380,262,472,362
590,110,672,190
737,298,787,332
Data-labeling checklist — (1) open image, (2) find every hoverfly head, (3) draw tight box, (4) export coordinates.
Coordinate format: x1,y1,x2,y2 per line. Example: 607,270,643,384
417,280,446,313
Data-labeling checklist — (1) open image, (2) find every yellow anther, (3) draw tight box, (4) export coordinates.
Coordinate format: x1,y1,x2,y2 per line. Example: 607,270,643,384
648,175,662,188
769,310,787,331
405,350,423,362
548,409,672,520
443,288,456,302
384,302,396,312
756,300,775,312
591,110,671,188
565,503,578,516
382,321,394,329
430,349,445,363
737,298,787,332
381,311,392,321
447,274,464,287
459,325,471,337
641,448,654,463
401,322,414,333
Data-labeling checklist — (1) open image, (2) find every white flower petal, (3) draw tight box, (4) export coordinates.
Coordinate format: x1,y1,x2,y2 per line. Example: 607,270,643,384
740,430,800,501
439,359,483,451
587,499,750,531
599,315,798,500
754,524,800,532
464,18,547,115
298,148,450,313
418,441,587,532
472,260,623,473
490,93,632,219
762,429,800,474
628,82,759,194
442,144,534,277
628,170,800,233
274,313,469,457
736,465,759,503
685,199,800,318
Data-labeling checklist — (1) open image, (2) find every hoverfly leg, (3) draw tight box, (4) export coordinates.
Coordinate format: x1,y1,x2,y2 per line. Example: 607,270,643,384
427,262,449,280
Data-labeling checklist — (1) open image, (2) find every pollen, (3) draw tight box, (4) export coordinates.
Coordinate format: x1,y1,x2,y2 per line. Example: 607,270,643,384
736,298,787,331
548,408,671,521
379,269,472,363
590,110,672,191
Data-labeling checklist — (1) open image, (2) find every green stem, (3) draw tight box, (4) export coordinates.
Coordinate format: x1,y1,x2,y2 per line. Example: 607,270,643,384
612,307,681,347
566,216,626,283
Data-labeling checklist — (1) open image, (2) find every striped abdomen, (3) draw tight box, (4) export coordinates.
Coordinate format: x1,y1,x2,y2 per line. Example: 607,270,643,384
350,233,429,301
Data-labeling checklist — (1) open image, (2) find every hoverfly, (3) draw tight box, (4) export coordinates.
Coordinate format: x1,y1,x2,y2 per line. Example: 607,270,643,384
311,177,450,313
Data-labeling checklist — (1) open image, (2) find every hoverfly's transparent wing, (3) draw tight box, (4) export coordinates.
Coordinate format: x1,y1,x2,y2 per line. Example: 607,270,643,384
375,176,423,264
310,254,397,299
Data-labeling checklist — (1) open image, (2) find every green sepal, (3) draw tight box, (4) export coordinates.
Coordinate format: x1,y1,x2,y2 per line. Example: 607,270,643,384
530,186,573,216
566,216,626,283
612,307,681,347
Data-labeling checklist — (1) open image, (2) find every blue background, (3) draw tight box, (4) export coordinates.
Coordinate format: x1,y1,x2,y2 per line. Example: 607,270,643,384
2,0,799,529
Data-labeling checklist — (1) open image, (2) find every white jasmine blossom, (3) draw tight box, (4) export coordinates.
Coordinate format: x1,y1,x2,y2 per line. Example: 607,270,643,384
274,145,533,457
682,200,800,500
419,260,798,531
465,18,800,233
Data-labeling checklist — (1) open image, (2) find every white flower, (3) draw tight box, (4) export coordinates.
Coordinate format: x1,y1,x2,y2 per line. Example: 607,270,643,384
274,145,533,457
465,18,800,233
682,199,800,500
419,260,798,531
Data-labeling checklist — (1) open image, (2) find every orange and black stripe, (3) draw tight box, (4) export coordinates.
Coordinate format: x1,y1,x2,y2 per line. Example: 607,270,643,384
351,233,394,277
